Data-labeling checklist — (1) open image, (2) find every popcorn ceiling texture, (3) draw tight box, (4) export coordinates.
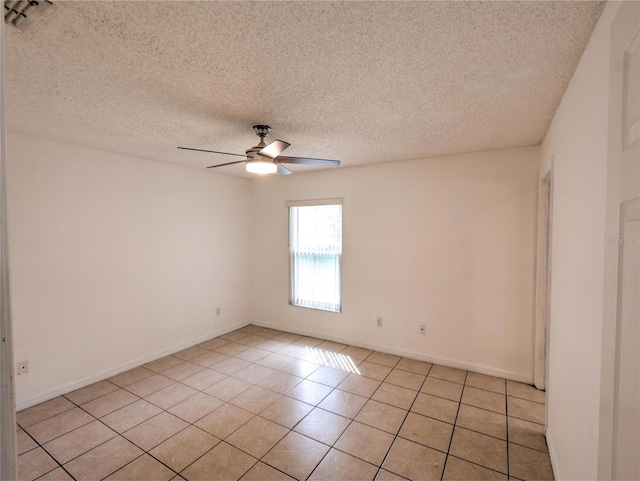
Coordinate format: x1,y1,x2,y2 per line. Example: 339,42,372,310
5,1,605,176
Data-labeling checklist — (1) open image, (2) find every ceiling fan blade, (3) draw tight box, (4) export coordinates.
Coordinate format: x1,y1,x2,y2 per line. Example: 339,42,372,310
258,140,291,159
277,156,340,166
277,162,292,175
178,146,246,158
206,160,246,169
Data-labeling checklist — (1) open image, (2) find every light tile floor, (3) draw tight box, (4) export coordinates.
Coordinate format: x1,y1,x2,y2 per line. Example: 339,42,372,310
16,325,553,481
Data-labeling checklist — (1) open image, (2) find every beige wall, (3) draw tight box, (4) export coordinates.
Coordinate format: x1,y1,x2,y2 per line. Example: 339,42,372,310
251,146,539,381
540,2,621,479
8,135,539,407
7,132,252,408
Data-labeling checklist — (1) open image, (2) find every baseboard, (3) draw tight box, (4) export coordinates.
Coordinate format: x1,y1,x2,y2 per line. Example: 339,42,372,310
18,318,534,411
16,321,249,411
546,427,559,480
251,320,534,384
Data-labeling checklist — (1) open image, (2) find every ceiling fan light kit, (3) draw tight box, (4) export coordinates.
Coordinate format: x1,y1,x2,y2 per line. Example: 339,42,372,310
178,125,340,176
246,158,278,174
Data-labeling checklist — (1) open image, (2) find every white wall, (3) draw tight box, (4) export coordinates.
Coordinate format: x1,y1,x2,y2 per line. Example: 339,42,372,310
251,146,539,382
7,132,252,408
540,2,621,479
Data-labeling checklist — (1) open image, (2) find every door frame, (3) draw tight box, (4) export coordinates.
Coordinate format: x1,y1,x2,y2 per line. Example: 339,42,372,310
534,167,553,391
0,17,18,481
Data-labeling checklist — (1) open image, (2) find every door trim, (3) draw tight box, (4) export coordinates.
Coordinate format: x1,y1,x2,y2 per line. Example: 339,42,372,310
0,17,18,481
611,198,640,480
534,167,553,391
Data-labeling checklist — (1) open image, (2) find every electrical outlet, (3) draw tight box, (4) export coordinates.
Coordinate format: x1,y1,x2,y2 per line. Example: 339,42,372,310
377,317,383,327
17,360,29,375
216,307,221,316
419,325,426,335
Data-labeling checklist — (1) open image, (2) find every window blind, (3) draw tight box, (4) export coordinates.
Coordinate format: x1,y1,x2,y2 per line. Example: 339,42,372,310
289,202,342,313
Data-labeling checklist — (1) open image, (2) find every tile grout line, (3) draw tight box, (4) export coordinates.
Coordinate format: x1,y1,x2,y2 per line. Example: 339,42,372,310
148,352,288,478
99,452,163,481
439,370,468,481
172,389,288,476
30,381,202,479
25,401,112,466
38,364,431,477
21,427,78,481
56,391,178,480
18,325,547,481
258,347,383,479
248,347,397,478
321,374,546,452
169,333,344,479
107,410,191,473
322,355,399,479
250,327,517,480
142,364,469,478
371,360,432,481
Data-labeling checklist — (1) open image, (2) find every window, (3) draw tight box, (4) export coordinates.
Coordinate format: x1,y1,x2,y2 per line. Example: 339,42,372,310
288,200,342,312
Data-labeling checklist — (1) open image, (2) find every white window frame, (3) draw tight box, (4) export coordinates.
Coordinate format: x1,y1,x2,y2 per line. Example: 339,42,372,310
287,198,342,313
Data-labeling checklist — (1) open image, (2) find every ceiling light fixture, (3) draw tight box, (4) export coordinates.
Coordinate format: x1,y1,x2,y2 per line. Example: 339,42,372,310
4,0,52,30
245,158,278,174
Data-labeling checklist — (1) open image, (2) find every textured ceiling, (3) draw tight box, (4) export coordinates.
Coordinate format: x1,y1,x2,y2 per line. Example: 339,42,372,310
5,1,605,177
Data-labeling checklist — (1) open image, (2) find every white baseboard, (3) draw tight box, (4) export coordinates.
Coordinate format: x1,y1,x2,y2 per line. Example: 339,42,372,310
251,320,534,384
16,321,249,411
546,427,559,480
18,318,535,411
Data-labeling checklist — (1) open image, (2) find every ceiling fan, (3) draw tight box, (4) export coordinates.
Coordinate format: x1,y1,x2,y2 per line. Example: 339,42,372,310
178,125,341,175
